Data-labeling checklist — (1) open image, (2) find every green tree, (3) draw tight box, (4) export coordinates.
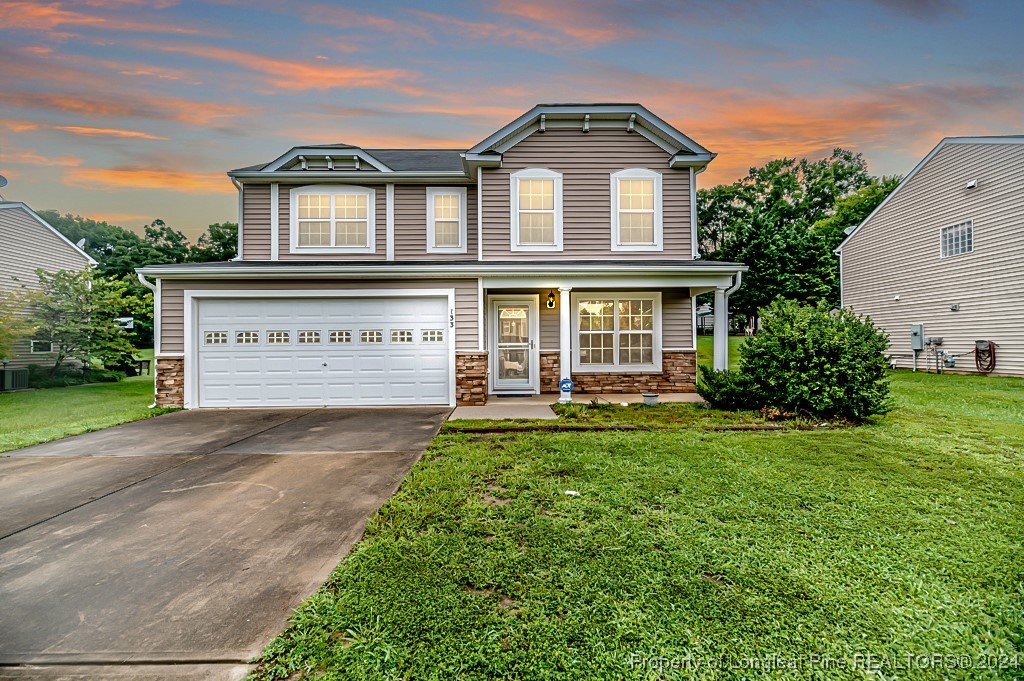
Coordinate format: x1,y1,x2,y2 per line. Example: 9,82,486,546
29,269,147,374
188,222,237,262
697,149,896,323
143,219,190,264
0,288,36,361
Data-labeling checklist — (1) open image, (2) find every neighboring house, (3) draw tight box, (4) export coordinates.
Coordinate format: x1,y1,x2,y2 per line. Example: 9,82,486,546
138,104,746,408
838,136,1024,376
0,201,96,368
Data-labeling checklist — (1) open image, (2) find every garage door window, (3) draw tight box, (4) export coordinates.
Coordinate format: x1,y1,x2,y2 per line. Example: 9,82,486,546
422,329,444,343
360,330,383,343
391,330,413,343
205,331,228,345
236,331,259,344
267,331,290,344
298,330,321,344
329,330,352,343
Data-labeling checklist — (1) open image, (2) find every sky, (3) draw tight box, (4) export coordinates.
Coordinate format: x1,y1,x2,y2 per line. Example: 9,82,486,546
0,0,1021,240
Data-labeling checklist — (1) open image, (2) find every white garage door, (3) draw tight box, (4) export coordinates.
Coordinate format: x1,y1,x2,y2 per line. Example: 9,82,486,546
197,297,450,407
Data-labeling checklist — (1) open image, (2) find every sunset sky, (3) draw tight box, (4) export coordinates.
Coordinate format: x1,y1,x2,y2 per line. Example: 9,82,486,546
1,0,1021,239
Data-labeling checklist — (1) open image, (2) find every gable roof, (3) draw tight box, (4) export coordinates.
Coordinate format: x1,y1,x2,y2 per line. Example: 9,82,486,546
0,201,97,265
836,135,1024,253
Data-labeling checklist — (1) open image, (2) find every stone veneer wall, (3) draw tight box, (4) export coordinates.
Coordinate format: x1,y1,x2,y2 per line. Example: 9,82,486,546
456,352,488,406
540,350,697,394
155,356,185,407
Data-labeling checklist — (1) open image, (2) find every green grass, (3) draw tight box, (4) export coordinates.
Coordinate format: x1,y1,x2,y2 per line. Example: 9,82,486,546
0,350,174,453
250,369,1024,680
695,333,745,371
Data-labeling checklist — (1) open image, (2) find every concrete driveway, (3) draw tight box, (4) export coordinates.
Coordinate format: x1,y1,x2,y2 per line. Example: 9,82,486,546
0,407,449,680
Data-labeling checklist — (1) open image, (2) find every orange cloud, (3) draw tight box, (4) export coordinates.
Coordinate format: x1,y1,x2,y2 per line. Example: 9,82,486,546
153,43,421,94
0,119,41,132
0,1,212,38
65,167,232,193
309,5,432,41
2,147,82,167
409,10,567,48
493,0,629,46
6,90,254,126
55,125,168,140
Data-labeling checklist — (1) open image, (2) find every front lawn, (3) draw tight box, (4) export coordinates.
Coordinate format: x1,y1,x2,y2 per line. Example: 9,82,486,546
251,370,1024,680
0,360,169,452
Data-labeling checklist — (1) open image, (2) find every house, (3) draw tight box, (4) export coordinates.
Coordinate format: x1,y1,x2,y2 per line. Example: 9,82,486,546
837,136,1024,376
0,201,96,369
137,104,746,408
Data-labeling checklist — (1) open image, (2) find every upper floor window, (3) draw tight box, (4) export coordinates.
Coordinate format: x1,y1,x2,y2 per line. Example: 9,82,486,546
290,185,376,254
510,168,562,251
940,220,973,257
610,168,663,251
426,187,467,254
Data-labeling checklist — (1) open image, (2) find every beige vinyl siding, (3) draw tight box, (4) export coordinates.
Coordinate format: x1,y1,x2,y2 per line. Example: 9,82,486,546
662,288,694,348
394,184,477,260
159,278,479,353
279,184,388,260
482,128,693,259
841,141,1024,376
240,184,271,260
540,298,559,350
0,205,92,368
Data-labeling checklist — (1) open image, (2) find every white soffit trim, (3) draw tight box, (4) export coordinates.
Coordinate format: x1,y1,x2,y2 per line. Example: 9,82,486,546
0,202,98,265
836,136,1024,254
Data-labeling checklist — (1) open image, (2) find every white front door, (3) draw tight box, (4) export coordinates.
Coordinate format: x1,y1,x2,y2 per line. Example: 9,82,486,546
489,296,539,394
196,297,451,407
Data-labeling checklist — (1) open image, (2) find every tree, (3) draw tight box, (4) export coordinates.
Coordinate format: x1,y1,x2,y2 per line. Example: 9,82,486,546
697,149,898,322
29,269,147,374
188,222,237,262
143,219,190,264
0,288,35,361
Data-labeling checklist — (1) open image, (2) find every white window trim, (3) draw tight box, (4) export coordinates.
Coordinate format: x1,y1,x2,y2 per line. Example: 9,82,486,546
571,292,662,373
289,185,376,254
610,168,663,252
939,219,973,258
510,168,563,252
426,187,468,254
30,339,54,354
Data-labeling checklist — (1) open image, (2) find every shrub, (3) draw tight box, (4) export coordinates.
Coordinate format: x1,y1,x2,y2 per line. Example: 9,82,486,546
740,299,891,419
697,365,756,410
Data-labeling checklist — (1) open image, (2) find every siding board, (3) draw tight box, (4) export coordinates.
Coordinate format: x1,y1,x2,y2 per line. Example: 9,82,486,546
241,184,271,260
394,184,478,260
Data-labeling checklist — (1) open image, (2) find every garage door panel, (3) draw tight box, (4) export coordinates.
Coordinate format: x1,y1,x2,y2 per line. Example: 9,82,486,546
197,296,450,407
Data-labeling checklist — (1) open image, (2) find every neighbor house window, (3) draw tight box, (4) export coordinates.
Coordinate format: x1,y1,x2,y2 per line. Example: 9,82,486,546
426,187,467,253
30,339,53,353
291,186,375,253
510,168,562,251
940,220,973,257
573,294,660,371
610,168,663,251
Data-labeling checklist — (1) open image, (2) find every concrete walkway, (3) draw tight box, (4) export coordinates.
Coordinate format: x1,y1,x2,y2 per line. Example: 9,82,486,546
0,407,449,680
448,392,702,420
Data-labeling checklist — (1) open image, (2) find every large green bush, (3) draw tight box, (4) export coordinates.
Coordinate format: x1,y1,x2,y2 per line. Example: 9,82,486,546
700,299,891,420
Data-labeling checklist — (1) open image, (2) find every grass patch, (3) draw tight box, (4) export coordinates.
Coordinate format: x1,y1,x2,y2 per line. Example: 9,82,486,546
0,355,176,452
249,369,1024,680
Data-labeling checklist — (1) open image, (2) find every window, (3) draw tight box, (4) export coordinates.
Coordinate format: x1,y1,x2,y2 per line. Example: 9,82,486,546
267,331,290,344
360,330,383,343
426,187,467,253
236,331,259,344
298,330,321,344
611,169,663,251
329,330,352,344
510,168,562,251
204,331,227,346
291,186,375,253
573,294,660,371
941,220,973,257
30,339,53,353
422,329,445,343
391,329,413,343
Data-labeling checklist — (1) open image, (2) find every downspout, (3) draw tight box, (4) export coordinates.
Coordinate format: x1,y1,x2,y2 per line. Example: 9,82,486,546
136,273,159,408
724,270,742,335
231,177,243,261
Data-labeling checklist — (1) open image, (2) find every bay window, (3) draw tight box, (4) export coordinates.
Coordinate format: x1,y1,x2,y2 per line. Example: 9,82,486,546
290,185,375,253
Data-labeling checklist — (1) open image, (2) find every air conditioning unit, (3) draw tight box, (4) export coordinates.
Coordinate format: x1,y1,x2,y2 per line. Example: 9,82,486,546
0,368,29,391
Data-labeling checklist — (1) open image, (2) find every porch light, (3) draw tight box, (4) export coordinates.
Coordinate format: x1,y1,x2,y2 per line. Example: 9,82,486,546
546,290,557,309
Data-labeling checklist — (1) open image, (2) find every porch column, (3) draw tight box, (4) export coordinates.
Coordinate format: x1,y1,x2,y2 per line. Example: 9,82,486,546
558,286,572,403
713,286,728,371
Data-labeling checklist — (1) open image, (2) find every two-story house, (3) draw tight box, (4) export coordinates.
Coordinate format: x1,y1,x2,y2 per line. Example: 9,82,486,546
838,136,1024,376
138,104,746,408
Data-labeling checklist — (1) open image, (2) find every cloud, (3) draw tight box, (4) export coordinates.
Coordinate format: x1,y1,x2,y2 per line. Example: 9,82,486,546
152,43,421,93
308,5,432,41
870,0,960,19
2,146,83,167
4,90,254,126
54,125,169,140
65,166,232,193
492,0,630,46
0,119,41,132
0,1,213,39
